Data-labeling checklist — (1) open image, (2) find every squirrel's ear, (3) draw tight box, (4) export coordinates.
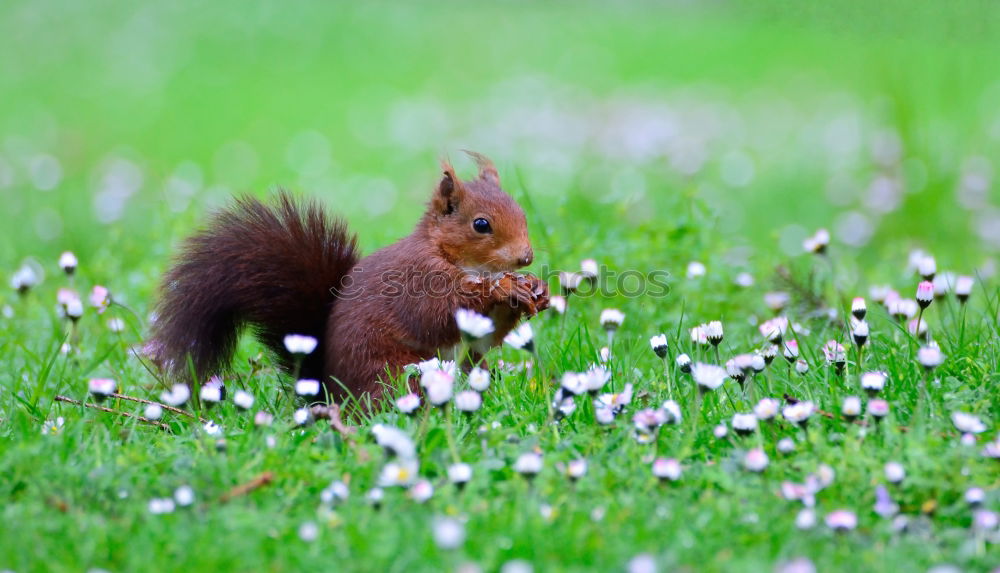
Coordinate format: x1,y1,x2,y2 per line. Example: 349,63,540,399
463,150,499,185
433,161,466,215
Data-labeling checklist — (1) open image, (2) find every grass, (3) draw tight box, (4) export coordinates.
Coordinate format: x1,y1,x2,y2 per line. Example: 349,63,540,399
2,1,1000,571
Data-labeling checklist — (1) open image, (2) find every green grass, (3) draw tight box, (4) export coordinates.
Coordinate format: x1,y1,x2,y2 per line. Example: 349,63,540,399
2,1,1000,571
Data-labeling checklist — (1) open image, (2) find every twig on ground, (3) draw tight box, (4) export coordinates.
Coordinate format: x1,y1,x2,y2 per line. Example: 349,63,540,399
219,472,274,503
54,395,172,431
110,392,207,423
310,403,370,462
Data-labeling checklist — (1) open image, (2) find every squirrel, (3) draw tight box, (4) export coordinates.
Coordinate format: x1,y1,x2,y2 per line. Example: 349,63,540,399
149,152,550,403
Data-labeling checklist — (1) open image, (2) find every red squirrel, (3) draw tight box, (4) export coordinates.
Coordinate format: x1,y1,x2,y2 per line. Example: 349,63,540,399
149,152,550,403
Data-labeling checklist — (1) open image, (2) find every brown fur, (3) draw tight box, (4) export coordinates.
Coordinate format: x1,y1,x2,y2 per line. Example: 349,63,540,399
150,154,548,404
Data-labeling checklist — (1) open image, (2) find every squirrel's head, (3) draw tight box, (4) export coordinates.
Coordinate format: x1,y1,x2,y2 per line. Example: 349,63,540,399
421,151,534,273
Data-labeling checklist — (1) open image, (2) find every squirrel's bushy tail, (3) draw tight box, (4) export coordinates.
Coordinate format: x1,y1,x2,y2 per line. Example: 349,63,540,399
150,191,359,383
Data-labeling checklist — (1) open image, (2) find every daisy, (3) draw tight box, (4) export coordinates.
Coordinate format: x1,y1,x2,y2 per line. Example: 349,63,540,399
754,398,780,421
554,396,577,420
794,359,809,374
652,458,682,481
777,438,796,454
594,403,616,425
686,261,706,279
455,308,494,340
58,251,78,275
559,372,587,397
174,485,195,507
295,379,321,397
851,320,869,347
825,510,857,531
705,321,724,346
372,424,416,459
513,452,543,477
11,265,39,294
468,368,490,392
233,390,254,410
795,508,817,530
951,412,987,434
254,411,274,426
580,367,611,394
88,378,116,401
735,272,754,287
283,334,318,355
202,421,222,436
148,498,176,515
675,353,692,373
661,400,682,424
732,413,758,436
884,462,905,484
422,369,454,406
917,255,936,280
759,316,788,344
851,297,866,320
42,416,65,435
379,459,419,487
743,448,769,472
580,259,600,280
822,340,846,370
841,396,862,420
292,408,312,426
598,383,633,415
760,345,778,365
567,459,588,481
713,424,728,438
783,340,799,362
559,271,584,295
549,295,567,314
874,486,899,518
144,404,163,420
366,488,384,508
600,309,625,333
298,521,319,542
955,276,973,303
107,317,125,332
691,363,726,392
160,383,191,407
763,291,791,312
868,399,890,419
649,334,668,359
504,322,534,352
432,517,465,550
916,281,934,309
396,393,421,414
64,298,84,321
860,371,887,395
965,487,985,506
454,390,482,413
869,285,892,303
200,384,223,405
917,345,944,370
690,325,709,345
782,401,815,426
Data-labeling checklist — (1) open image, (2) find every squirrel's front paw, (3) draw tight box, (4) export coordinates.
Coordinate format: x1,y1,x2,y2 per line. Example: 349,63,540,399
492,273,538,315
522,274,550,314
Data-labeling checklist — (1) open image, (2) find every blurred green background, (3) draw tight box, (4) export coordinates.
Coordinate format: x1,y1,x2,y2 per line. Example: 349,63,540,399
2,0,999,289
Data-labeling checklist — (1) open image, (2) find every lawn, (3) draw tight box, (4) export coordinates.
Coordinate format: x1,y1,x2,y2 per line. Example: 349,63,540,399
2,1,999,571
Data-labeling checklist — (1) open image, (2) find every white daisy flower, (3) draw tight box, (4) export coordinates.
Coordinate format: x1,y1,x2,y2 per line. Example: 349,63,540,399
951,412,987,434
454,390,482,413
432,517,465,549
455,308,494,339
294,379,321,397
504,322,534,351
691,363,727,391
233,390,254,410
468,367,490,392
396,392,421,414
283,334,318,355
372,424,416,459
513,452,543,476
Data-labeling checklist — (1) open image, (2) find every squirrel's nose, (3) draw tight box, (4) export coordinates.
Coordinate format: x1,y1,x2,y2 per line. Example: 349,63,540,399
517,247,534,267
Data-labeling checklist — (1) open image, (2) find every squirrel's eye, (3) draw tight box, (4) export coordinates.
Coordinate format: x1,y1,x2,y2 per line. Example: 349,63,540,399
472,217,492,234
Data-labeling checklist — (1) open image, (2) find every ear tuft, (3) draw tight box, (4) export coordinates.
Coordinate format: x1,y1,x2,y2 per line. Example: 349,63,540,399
433,160,464,215
463,150,499,185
